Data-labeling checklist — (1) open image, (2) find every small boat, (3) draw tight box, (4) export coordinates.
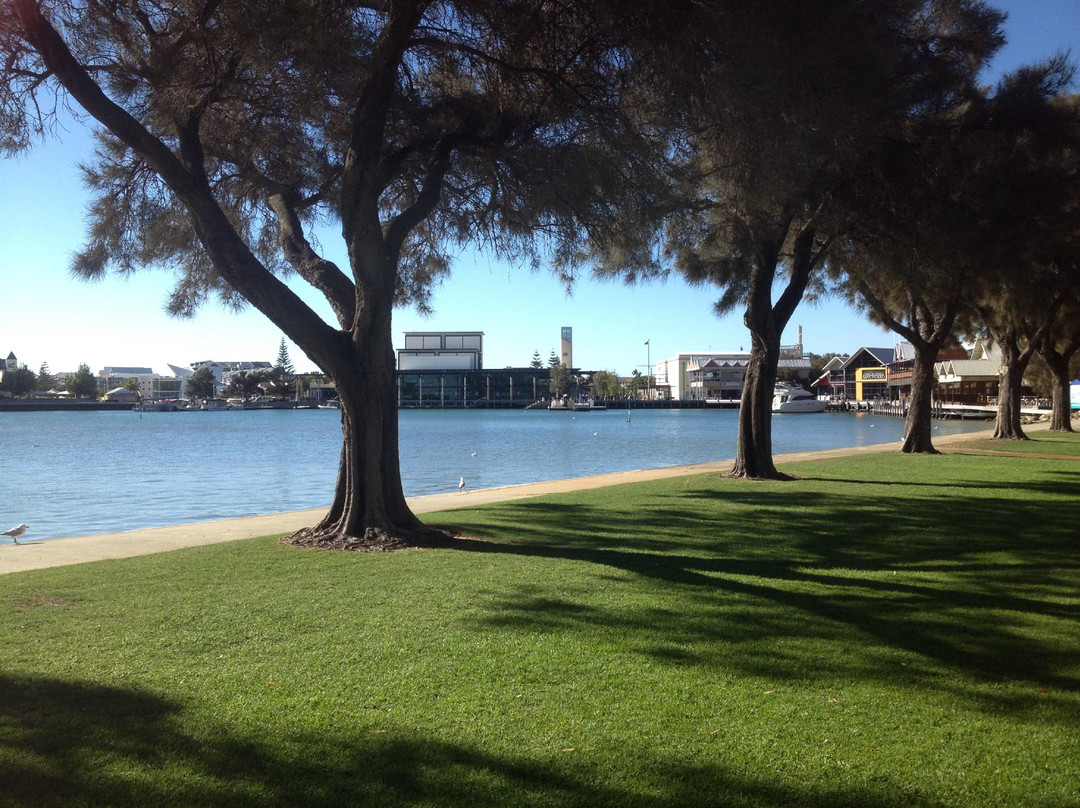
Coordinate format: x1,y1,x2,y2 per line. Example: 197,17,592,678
772,384,826,413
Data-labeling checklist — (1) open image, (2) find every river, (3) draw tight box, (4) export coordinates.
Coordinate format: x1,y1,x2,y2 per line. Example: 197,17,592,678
0,407,990,541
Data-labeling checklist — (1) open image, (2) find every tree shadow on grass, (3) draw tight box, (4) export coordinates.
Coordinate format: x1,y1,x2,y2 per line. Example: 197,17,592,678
0,674,956,808
443,479,1080,716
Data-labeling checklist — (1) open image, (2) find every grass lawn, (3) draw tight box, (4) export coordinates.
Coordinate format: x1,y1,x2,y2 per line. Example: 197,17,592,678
951,428,1080,457
2,446,1078,807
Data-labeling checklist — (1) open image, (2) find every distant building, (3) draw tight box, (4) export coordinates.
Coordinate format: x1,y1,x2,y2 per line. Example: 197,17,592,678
104,387,139,403
397,332,483,370
886,343,967,401
810,355,849,398
395,331,558,406
934,342,1003,404
654,352,750,401
173,360,272,399
560,326,573,368
185,360,272,384
98,366,157,399
1,351,17,389
811,347,894,401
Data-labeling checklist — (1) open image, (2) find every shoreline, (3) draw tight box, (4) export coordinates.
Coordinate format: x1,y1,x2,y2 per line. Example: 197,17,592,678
0,427,1000,575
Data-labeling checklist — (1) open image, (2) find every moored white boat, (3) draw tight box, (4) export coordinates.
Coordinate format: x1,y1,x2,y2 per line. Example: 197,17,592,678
772,384,826,413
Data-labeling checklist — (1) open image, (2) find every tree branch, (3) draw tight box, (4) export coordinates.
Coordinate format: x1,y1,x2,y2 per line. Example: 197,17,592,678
11,0,343,368
267,191,357,329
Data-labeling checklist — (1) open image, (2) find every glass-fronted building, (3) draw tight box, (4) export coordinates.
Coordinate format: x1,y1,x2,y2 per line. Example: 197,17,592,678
397,368,554,407
395,330,558,406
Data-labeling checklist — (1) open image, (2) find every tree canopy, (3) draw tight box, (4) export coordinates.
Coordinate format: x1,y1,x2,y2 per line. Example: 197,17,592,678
65,363,98,399
187,366,216,400
2,0,664,547
593,0,1007,478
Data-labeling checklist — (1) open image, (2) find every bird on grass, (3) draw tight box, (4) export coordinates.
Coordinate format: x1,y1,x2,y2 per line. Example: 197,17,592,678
3,523,28,544
459,476,466,493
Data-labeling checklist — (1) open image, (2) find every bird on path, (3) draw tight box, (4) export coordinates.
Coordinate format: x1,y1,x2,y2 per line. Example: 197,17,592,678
3,523,28,544
459,476,466,493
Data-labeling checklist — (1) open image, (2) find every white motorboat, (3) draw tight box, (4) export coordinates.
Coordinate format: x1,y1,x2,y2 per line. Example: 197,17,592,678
772,384,826,413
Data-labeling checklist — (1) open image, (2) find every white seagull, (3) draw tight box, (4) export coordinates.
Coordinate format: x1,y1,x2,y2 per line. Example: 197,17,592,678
459,476,466,492
3,523,28,544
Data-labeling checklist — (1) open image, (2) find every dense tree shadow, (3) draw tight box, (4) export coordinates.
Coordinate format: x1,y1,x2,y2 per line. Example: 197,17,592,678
0,674,958,808
443,470,1080,718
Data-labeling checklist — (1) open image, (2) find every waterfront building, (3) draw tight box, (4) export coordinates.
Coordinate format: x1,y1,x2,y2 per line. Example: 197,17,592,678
184,360,272,385
934,342,1004,404
654,352,750,401
395,330,560,406
656,330,812,402
97,366,157,399
811,347,893,401
396,366,555,407
811,355,849,398
560,326,573,368
885,343,967,401
397,332,484,370
152,377,184,399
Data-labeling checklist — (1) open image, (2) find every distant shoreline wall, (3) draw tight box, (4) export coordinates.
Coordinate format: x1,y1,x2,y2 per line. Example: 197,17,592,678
0,400,136,412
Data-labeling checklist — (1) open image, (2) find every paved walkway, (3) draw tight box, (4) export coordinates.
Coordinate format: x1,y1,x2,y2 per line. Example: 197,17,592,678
0,427,1003,575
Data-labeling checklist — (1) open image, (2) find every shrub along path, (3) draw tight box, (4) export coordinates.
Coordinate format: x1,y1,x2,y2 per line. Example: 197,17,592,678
1,431,1077,807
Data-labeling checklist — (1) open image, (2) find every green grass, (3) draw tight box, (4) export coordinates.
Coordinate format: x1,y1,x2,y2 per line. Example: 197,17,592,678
951,428,1080,456
2,448,1079,807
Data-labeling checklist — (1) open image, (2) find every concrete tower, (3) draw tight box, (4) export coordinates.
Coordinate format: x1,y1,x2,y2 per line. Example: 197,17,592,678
560,326,572,367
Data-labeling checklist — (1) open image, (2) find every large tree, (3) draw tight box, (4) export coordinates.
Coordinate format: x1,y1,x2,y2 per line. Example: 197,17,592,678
35,361,54,391
0,364,35,396
1037,292,1080,432
961,66,1080,440
187,366,216,400
3,0,660,548
614,0,1004,478
222,370,264,400
836,72,1005,454
66,363,98,399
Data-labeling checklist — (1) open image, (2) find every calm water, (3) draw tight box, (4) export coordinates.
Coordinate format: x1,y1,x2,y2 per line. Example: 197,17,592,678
0,408,990,541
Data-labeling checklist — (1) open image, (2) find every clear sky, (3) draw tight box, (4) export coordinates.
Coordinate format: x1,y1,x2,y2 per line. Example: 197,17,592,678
1,1,1076,377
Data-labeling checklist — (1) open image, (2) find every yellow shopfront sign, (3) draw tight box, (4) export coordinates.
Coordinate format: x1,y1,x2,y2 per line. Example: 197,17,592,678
855,367,888,400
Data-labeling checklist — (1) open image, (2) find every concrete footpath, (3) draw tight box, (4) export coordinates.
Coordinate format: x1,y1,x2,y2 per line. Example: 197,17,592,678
0,428,998,575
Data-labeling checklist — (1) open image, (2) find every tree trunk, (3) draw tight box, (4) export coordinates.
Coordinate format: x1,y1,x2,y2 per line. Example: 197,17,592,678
1043,350,1075,432
993,344,1029,440
731,334,786,478
900,343,940,453
286,311,446,551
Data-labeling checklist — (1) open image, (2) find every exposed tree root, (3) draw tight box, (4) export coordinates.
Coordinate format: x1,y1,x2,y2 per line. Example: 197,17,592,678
724,469,796,482
283,524,454,553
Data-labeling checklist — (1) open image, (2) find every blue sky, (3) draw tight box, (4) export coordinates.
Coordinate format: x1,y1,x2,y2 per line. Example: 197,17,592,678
1,0,1076,377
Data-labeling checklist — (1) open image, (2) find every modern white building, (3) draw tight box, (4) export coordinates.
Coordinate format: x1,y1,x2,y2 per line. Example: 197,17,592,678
654,352,752,401
397,332,484,370
655,344,813,402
